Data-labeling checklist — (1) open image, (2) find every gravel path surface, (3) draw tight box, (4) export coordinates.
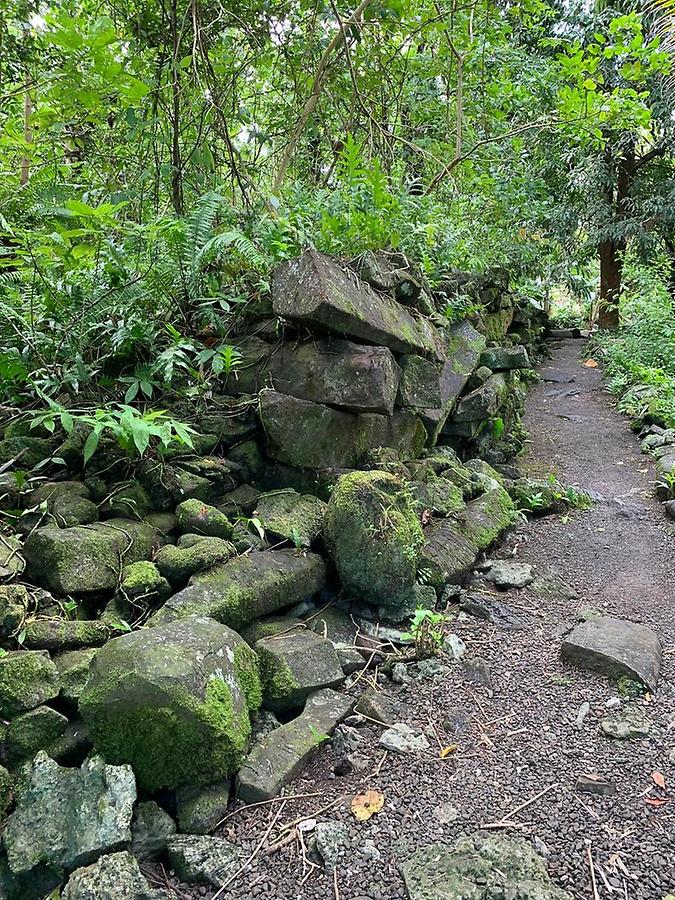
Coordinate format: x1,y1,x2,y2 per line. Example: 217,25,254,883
160,338,675,900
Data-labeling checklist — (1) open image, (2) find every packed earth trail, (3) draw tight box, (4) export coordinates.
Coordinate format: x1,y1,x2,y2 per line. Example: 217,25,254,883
160,337,675,900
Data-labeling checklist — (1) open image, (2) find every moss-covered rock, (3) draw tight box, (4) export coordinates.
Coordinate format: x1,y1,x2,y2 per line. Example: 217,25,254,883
324,471,423,609
396,355,442,410
54,647,98,701
5,705,69,766
226,441,265,483
230,521,268,554
215,484,261,519
23,618,114,652
410,473,465,517
80,616,262,791
0,764,12,821
119,560,171,606
0,650,60,717
176,499,233,540
175,780,230,835
155,535,237,585
0,584,31,640
459,485,515,549
150,549,326,630
137,460,212,512
254,489,325,547
0,535,24,581
256,631,344,711
131,801,176,861
23,520,163,595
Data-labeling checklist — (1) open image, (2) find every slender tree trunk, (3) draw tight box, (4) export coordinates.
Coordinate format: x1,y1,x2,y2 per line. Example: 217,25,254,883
598,239,625,329
21,74,33,185
169,0,183,215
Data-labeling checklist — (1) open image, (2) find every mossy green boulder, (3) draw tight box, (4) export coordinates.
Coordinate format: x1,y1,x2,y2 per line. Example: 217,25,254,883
119,560,171,606
324,471,423,609
22,481,99,529
0,436,52,469
23,519,163,595
155,534,237,585
175,499,233,539
5,705,69,766
0,650,60,717
150,549,326,630
254,489,326,547
55,648,98,701
79,615,262,791
256,631,344,711
23,618,114,652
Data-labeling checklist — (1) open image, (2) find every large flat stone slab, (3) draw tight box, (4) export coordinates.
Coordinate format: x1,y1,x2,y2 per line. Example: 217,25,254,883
149,549,326,629
228,337,401,415
272,250,443,358
237,688,353,802
561,617,662,692
401,834,572,900
259,390,426,469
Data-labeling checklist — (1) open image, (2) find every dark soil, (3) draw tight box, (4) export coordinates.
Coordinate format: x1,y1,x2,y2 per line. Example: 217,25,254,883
158,338,675,900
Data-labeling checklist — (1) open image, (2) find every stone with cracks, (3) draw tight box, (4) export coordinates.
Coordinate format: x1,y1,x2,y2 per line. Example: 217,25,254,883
484,560,535,589
272,250,443,358
561,616,662,692
227,337,401,415
61,851,167,900
23,520,162,595
397,355,443,410
254,489,326,547
149,549,326,630
401,834,572,900
256,631,345,711
324,471,423,610
2,752,136,882
237,688,353,802
379,723,430,754
166,835,244,889
259,390,426,470
79,616,262,791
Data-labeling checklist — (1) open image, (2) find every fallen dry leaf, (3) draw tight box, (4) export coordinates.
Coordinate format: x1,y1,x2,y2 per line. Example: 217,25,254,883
645,797,670,807
651,771,666,790
583,359,599,368
351,790,385,822
439,744,458,758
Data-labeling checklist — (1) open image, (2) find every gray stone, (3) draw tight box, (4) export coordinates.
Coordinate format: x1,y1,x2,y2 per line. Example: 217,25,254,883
62,851,166,900
166,834,244,888
150,549,326,630
0,535,26,580
479,345,530,371
462,657,493,688
336,645,366,675
272,250,443,358
397,355,442,410
227,336,401,415
254,489,326,547
354,688,402,726
664,499,675,519
379,723,430,754
451,373,507,423
484,560,535,589
80,616,262,791
561,617,662,692
176,780,230,835
433,802,460,824
216,484,261,519
257,630,345,711
459,592,531,630
131,801,176,861
259,390,426,470
237,688,353,802
445,635,467,661
3,752,136,880
600,703,652,739
0,650,60,717
575,774,616,796
401,833,573,900
331,724,367,775
314,821,350,871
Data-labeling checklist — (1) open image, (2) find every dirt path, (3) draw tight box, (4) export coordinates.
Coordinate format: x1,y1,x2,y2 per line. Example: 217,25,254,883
168,338,675,900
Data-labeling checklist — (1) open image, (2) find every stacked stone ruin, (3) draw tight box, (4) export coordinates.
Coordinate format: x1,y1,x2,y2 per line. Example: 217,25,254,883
0,249,547,898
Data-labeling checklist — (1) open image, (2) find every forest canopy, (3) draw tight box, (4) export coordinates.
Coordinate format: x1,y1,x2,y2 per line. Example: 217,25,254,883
0,0,674,417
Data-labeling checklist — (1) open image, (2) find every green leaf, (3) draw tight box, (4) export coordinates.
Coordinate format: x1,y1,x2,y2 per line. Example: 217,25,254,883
83,429,101,465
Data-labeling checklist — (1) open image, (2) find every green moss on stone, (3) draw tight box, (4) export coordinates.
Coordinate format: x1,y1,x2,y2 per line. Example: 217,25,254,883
0,651,60,717
233,643,263,712
256,645,300,702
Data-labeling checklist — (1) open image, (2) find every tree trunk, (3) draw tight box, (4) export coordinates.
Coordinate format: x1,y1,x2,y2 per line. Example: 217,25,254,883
169,0,183,215
597,239,625,330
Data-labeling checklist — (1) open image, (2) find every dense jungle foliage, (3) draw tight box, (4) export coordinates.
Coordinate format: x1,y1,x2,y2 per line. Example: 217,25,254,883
1,0,675,433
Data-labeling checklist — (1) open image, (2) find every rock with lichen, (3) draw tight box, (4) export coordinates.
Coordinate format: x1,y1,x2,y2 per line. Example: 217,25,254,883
5,705,69,766
255,631,344,711
149,549,326,630
79,616,262,791
254,489,325,547
0,650,60,717
175,499,233,540
324,471,423,610
154,534,237,585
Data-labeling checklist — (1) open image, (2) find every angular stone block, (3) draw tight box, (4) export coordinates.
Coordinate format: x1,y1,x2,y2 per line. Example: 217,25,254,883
561,617,662,692
260,390,426,469
272,250,443,358
256,631,344,710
